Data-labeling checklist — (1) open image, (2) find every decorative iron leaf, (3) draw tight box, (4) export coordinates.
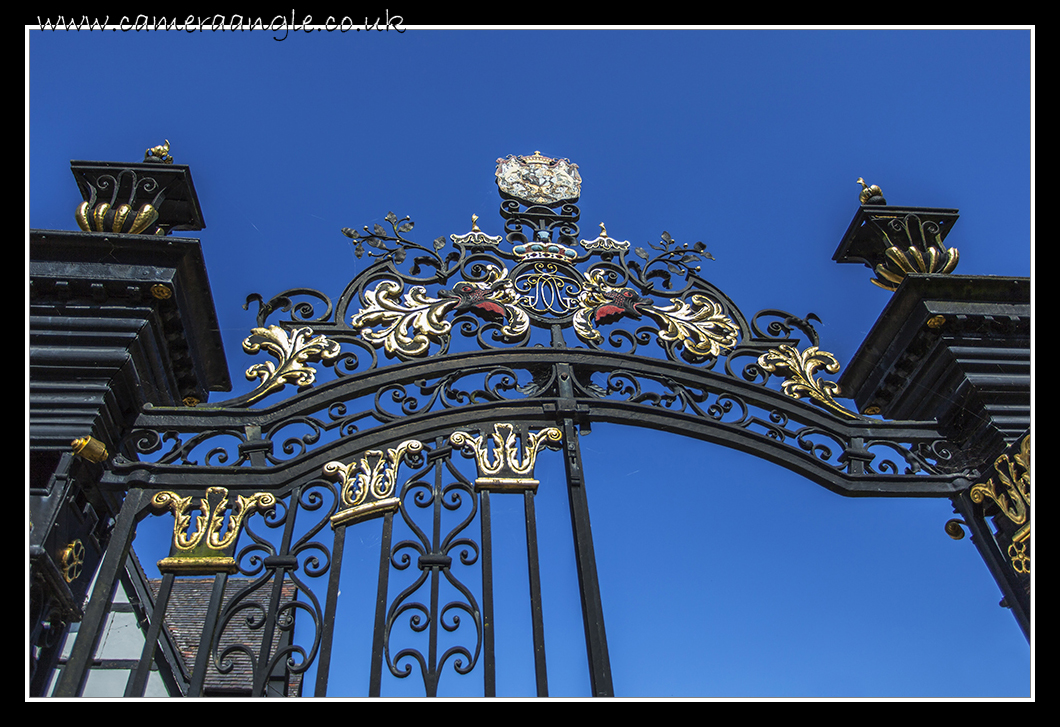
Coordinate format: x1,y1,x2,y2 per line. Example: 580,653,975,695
635,247,649,260
373,223,387,237
666,262,682,275
398,221,414,233
384,211,397,224
661,231,673,243
364,236,385,249
341,227,359,239
433,236,446,250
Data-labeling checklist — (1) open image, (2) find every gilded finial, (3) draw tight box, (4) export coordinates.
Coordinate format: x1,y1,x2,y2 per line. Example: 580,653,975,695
599,222,608,237
471,214,481,232
856,177,886,205
145,139,173,164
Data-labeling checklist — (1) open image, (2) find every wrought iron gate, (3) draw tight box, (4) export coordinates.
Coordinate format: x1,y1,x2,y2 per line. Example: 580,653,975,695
40,152,1029,697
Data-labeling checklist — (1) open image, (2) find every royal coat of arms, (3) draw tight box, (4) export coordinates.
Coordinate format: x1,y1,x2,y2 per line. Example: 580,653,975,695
495,151,581,206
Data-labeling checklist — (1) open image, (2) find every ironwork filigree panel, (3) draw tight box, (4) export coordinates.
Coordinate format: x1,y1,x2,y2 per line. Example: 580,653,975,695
58,152,994,699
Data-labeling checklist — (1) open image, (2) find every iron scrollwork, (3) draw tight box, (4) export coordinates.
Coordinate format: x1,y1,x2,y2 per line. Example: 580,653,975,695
55,152,1003,699
212,482,336,693
351,263,530,360
110,153,968,498
383,441,482,696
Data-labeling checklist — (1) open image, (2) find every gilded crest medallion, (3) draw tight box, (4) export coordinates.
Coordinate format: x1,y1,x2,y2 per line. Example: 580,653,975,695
495,151,581,206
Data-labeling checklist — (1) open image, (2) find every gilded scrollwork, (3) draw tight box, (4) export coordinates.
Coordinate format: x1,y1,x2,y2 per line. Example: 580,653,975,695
324,439,425,526
351,265,528,358
242,325,341,403
514,262,584,314
644,294,740,360
574,270,739,360
351,280,455,358
59,540,86,583
970,435,1030,574
149,487,277,573
111,156,977,507
756,345,860,420
450,423,562,491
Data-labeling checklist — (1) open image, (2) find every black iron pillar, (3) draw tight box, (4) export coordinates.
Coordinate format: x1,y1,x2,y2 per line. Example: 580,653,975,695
29,146,231,696
834,189,1030,637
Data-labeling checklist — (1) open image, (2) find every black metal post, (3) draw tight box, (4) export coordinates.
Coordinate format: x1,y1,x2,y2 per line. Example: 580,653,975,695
368,511,395,697
524,488,549,697
479,490,496,697
314,524,346,696
560,417,613,697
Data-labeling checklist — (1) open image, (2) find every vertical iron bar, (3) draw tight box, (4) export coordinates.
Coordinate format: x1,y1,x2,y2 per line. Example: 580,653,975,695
188,572,229,696
524,488,549,697
560,417,614,697
124,570,175,696
53,488,147,697
253,486,298,697
479,489,496,697
425,453,442,697
314,523,346,697
368,511,395,697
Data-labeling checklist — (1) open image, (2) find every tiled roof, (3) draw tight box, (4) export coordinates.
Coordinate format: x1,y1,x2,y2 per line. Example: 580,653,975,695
150,577,304,696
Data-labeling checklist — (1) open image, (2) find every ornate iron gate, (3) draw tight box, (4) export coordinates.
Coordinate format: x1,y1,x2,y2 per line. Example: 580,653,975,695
39,152,1029,697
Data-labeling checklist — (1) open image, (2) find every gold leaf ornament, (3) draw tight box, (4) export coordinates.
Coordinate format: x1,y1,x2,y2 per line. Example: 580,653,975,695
242,325,341,401
573,271,739,360
969,435,1030,574
872,241,959,291
324,440,425,527
351,265,527,358
450,423,563,490
644,294,740,360
351,280,457,358
323,440,425,510
149,488,277,573
757,345,859,419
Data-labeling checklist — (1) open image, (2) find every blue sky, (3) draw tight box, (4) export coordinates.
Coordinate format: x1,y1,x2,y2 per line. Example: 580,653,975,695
28,26,1032,698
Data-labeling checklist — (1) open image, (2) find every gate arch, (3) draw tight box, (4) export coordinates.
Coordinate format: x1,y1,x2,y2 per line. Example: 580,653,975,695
48,152,1024,697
